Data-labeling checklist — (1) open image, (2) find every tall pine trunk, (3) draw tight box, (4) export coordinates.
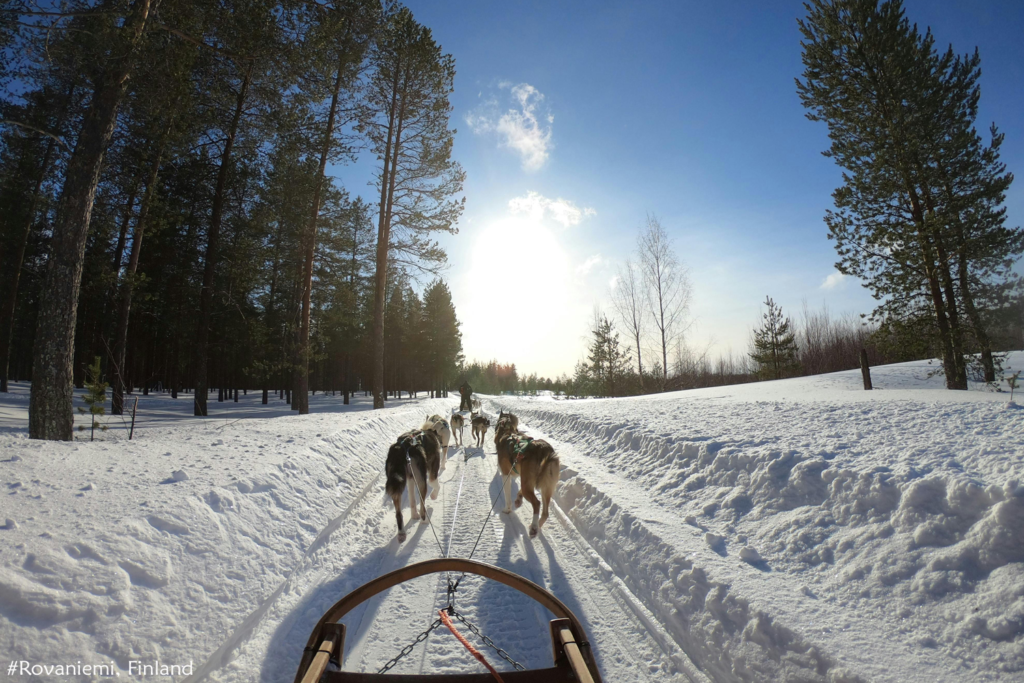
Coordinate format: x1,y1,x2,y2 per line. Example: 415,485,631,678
29,0,154,439
371,67,401,410
297,59,346,415
194,64,252,416
112,127,169,414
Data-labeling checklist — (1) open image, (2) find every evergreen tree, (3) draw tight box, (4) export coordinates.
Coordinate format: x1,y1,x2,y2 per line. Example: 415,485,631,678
587,313,631,397
29,0,156,439
749,297,799,380
364,8,465,409
78,356,108,441
796,0,1022,389
421,279,462,397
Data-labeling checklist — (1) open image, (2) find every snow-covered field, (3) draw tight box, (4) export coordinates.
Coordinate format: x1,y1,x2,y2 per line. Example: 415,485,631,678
1,355,1022,682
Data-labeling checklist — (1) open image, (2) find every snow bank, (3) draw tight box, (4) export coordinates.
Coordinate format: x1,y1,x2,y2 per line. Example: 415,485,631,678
492,354,1024,682
0,392,452,679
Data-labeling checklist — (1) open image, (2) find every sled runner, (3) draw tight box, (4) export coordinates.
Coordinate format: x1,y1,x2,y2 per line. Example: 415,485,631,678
293,558,602,683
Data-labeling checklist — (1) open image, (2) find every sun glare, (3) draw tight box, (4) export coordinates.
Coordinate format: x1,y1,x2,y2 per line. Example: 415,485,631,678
460,216,578,375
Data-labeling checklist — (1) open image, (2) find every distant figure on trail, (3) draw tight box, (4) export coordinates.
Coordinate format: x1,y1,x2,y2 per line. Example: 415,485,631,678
459,381,472,412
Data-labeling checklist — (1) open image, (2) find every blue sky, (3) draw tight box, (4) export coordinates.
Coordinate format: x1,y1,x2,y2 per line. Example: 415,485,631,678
334,1,1024,378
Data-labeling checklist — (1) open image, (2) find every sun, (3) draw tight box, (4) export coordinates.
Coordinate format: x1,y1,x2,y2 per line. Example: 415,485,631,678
460,216,576,373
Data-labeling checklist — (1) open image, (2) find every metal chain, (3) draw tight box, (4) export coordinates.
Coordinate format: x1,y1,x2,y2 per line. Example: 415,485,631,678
377,617,444,674
451,608,526,671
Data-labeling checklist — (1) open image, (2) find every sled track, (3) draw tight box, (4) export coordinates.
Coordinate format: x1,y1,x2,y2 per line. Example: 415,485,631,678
184,471,385,683
191,411,707,683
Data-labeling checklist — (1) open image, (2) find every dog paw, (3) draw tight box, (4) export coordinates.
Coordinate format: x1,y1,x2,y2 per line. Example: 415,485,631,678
420,517,429,524
398,531,407,542
430,489,439,500
514,498,523,509
529,526,538,538
501,508,512,514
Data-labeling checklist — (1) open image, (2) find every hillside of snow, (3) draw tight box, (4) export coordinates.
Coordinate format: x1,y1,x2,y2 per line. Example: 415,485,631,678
1,355,1022,682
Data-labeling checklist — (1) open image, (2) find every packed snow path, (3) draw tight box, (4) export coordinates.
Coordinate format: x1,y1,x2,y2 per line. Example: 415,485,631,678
194,413,697,682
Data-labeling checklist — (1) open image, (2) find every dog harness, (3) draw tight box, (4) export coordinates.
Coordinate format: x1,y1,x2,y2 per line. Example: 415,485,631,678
509,435,532,474
399,434,421,449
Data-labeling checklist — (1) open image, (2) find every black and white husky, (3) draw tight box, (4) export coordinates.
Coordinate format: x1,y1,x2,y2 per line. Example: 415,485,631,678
385,430,442,542
422,414,452,469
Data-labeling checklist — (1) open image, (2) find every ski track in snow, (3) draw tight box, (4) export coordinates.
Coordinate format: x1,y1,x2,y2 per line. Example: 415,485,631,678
2,354,1023,682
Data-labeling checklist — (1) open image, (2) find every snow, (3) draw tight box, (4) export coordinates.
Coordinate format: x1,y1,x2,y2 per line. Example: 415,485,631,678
1,354,1022,682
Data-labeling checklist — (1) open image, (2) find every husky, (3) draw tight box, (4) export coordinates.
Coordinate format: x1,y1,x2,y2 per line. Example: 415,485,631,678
471,412,490,448
423,414,452,470
384,429,442,542
494,410,519,442
495,430,560,537
449,412,465,446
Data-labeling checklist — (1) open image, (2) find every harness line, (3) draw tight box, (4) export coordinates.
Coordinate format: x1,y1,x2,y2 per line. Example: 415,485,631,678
439,609,505,683
405,453,446,558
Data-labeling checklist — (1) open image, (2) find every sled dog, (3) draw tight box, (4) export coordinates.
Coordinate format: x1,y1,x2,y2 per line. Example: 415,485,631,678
495,430,559,537
384,429,442,542
471,412,490,448
422,414,452,470
449,412,465,446
494,410,519,443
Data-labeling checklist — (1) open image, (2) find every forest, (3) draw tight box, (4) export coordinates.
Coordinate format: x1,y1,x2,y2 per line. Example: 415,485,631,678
0,0,465,439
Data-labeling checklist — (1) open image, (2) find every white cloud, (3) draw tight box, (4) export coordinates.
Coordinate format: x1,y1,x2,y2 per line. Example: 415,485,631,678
466,83,553,171
508,191,595,228
820,271,847,290
575,255,604,275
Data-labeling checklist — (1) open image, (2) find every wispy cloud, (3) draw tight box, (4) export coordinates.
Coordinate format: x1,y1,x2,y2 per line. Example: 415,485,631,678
576,255,605,275
820,271,847,290
508,191,596,228
466,83,553,171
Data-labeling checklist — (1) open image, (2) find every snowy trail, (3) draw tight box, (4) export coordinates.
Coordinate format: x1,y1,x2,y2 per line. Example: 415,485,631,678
6,359,1020,682
194,419,699,682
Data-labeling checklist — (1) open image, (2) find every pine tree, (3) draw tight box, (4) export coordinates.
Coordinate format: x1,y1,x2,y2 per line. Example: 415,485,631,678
364,8,465,409
796,0,1021,390
78,356,108,441
587,313,631,397
750,297,799,380
29,0,156,440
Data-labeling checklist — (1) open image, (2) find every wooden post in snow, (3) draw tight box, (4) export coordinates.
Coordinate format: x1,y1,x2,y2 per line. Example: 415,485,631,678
860,349,873,390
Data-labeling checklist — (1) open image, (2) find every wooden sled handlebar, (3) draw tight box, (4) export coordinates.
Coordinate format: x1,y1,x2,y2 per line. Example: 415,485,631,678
293,558,601,683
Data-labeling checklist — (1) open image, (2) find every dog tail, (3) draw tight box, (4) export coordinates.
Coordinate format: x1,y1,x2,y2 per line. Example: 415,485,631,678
385,443,407,496
537,442,560,486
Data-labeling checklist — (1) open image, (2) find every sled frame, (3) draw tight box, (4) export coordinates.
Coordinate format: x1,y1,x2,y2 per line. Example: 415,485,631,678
293,558,601,683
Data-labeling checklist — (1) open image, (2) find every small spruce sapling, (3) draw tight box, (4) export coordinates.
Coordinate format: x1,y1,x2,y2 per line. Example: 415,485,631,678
78,357,109,441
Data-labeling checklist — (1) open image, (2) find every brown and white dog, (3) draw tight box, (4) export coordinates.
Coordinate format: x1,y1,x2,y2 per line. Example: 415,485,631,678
494,412,559,537
471,412,490,448
422,414,452,470
449,412,465,446
384,429,442,542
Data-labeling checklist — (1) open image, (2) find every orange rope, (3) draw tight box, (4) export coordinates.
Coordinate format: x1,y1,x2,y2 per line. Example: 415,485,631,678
438,609,505,683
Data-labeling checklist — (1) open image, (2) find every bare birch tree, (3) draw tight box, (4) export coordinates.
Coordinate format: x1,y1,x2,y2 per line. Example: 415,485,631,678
637,214,691,391
610,258,646,390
